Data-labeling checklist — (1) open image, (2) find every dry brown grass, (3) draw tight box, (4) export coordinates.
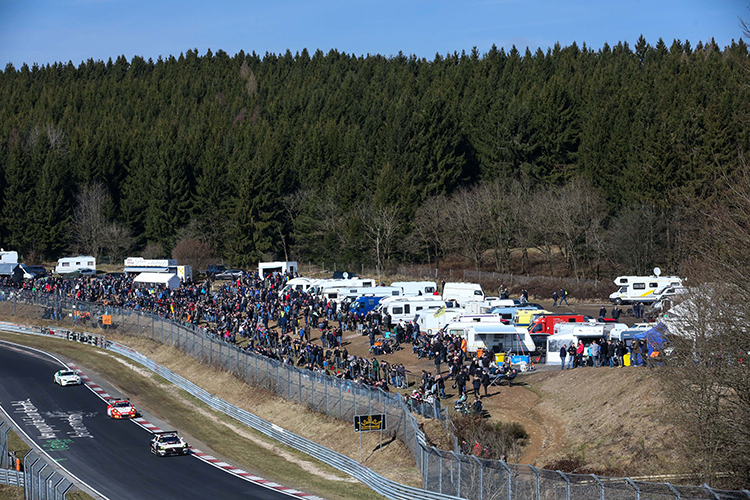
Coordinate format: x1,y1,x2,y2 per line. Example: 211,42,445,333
525,367,682,476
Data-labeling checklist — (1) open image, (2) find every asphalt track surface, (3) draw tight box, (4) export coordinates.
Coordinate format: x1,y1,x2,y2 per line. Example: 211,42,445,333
0,340,294,500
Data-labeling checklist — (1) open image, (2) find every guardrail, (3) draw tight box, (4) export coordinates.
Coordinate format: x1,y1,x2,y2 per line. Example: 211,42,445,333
0,416,73,499
2,290,747,500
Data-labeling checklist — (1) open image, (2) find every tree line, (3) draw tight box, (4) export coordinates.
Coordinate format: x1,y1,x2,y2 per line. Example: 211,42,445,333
0,36,747,276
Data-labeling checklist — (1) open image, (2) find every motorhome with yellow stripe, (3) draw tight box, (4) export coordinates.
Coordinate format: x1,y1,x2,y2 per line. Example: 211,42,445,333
609,269,683,305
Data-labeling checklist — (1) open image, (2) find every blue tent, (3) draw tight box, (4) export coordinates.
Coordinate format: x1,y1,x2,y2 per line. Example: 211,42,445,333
633,322,668,357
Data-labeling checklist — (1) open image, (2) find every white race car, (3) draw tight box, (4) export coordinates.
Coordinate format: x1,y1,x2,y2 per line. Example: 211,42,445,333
54,369,82,386
150,432,190,457
106,399,137,419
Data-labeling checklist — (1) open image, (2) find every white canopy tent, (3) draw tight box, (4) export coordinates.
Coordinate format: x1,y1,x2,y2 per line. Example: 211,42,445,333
133,272,181,290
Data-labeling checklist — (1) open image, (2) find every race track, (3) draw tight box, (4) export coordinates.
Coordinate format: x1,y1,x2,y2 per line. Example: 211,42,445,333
0,340,298,500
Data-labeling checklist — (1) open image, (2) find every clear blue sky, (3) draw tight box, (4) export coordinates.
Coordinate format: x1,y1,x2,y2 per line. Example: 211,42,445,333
0,0,746,68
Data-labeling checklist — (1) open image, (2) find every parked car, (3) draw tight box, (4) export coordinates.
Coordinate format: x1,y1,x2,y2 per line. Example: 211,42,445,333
203,264,227,277
23,265,47,278
215,269,243,280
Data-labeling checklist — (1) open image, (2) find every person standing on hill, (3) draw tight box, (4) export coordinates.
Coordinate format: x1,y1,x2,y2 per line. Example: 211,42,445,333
560,343,567,370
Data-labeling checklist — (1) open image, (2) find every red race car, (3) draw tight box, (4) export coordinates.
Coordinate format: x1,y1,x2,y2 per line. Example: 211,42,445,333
106,399,137,419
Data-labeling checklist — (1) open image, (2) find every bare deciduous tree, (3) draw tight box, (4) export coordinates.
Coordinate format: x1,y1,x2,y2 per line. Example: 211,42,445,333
412,194,449,269
445,187,490,273
71,183,111,258
358,203,401,282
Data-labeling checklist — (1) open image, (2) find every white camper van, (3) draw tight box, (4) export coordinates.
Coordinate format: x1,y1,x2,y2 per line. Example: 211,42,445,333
55,256,96,275
390,281,439,296
609,270,683,305
376,296,445,323
442,282,485,305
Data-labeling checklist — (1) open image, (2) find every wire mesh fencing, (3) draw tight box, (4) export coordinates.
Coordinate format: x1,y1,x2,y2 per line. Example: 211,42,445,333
1,289,747,500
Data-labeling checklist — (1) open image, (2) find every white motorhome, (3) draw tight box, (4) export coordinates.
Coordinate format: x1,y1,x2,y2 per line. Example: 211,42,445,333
443,322,535,355
322,286,401,303
55,256,96,275
390,281,439,296
376,296,445,323
609,270,683,305
0,249,18,264
442,282,485,305
309,278,375,296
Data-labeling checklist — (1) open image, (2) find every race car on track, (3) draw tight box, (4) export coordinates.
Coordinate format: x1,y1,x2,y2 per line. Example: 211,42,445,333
150,431,190,457
106,399,137,419
54,369,82,386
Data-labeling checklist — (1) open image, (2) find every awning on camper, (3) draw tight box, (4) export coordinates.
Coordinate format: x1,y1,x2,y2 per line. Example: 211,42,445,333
124,266,170,274
0,263,18,276
133,272,181,289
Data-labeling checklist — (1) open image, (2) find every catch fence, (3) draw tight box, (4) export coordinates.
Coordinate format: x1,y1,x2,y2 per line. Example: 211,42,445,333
1,288,746,500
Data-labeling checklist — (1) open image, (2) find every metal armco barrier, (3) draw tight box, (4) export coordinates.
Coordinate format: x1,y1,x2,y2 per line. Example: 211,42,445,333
0,417,72,499
2,291,748,500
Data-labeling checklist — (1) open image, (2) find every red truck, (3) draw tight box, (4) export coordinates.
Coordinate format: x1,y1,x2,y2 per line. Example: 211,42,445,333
527,313,593,335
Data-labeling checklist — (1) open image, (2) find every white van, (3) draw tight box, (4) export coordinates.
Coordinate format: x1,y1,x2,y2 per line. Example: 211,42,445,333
376,296,445,323
546,323,627,365
55,256,96,275
442,282,484,305
390,281,439,296
444,322,535,355
609,274,683,305
415,306,465,336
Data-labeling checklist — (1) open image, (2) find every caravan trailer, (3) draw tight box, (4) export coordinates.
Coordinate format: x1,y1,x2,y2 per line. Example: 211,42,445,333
55,256,96,275
390,281,439,296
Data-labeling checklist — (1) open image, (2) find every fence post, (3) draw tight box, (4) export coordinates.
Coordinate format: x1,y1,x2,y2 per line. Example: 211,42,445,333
625,477,640,500
299,371,303,405
528,465,541,500
325,380,329,415
450,451,461,498
339,384,343,419
665,482,681,500
556,470,571,500
703,483,720,500
473,455,483,500
500,460,512,500
591,474,605,500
